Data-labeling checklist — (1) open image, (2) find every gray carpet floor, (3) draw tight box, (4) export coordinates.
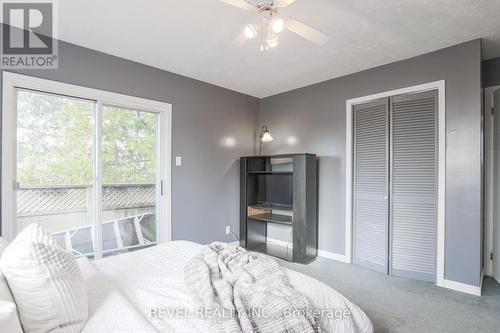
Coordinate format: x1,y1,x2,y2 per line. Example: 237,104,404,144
280,257,500,333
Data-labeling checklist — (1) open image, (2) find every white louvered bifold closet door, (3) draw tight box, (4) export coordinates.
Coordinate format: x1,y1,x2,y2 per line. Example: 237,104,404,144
353,98,389,274
390,91,438,282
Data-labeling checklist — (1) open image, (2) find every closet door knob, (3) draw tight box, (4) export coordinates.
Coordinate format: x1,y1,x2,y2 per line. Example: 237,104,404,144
384,196,388,200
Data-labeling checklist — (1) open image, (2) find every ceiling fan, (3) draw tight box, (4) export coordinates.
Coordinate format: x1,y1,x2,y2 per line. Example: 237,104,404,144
219,0,330,51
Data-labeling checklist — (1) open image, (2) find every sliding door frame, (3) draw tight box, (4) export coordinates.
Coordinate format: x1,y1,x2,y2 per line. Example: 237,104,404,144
345,80,446,288
1,72,173,256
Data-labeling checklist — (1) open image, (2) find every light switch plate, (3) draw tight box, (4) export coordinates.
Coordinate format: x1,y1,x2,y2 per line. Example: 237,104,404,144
175,156,182,166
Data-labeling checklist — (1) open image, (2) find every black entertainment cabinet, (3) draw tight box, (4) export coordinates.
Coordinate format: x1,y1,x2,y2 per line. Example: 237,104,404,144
240,154,318,264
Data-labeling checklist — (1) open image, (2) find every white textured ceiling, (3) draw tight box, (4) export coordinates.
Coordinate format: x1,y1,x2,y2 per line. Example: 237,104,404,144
58,0,500,98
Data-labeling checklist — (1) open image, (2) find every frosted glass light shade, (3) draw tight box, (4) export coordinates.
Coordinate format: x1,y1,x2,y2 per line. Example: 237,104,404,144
259,125,273,142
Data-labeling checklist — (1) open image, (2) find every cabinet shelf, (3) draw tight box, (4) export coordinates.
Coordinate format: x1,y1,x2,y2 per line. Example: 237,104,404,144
247,171,293,175
248,203,293,211
248,213,292,225
248,242,293,262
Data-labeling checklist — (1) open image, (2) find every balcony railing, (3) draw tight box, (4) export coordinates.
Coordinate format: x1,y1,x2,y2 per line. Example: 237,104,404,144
17,183,156,257
17,183,155,216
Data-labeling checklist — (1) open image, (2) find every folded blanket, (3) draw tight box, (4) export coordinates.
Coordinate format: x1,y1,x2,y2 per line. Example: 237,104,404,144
184,242,318,333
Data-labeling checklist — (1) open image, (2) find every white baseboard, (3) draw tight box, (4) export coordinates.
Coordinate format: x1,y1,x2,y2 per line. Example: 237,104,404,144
440,279,482,296
266,238,350,263
317,249,350,263
439,269,483,296
258,238,484,296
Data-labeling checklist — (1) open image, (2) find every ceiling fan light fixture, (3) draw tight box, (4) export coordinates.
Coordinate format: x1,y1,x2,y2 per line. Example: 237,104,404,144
272,17,284,33
267,34,279,48
224,0,330,50
244,24,258,39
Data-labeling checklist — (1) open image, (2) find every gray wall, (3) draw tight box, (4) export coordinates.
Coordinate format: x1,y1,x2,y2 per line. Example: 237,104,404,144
483,57,500,87
259,40,483,287
0,30,484,287
0,38,260,244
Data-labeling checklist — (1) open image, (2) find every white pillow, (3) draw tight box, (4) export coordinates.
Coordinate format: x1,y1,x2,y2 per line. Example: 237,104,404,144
0,272,23,331
0,236,23,333
0,224,88,333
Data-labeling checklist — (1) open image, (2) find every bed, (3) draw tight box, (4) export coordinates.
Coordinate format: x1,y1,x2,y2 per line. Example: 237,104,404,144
79,240,373,333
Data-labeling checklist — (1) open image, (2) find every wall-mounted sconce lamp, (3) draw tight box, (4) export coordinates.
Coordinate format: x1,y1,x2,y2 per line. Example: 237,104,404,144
259,125,273,155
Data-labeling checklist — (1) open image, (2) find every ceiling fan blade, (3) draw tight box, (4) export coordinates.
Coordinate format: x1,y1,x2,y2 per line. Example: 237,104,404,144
232,32,249,47
284,17,330,46
277,0,296,7
219,0,254,11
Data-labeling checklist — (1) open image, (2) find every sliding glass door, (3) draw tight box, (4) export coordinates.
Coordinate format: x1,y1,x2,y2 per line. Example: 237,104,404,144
100,105,159,257
5,75,171,259
16,89,97,256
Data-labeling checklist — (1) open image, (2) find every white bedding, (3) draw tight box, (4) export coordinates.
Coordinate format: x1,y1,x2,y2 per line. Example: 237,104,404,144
79,241,373,333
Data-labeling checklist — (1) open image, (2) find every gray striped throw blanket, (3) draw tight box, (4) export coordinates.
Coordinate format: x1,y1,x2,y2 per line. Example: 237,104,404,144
184,242,318,333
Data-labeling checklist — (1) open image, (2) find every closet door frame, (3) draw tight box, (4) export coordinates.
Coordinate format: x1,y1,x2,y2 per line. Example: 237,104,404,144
345,80,446,288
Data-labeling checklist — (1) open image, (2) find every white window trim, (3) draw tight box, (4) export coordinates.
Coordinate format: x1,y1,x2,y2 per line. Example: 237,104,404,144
2,72,172,253
345,80,461,293
484,85,500,279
